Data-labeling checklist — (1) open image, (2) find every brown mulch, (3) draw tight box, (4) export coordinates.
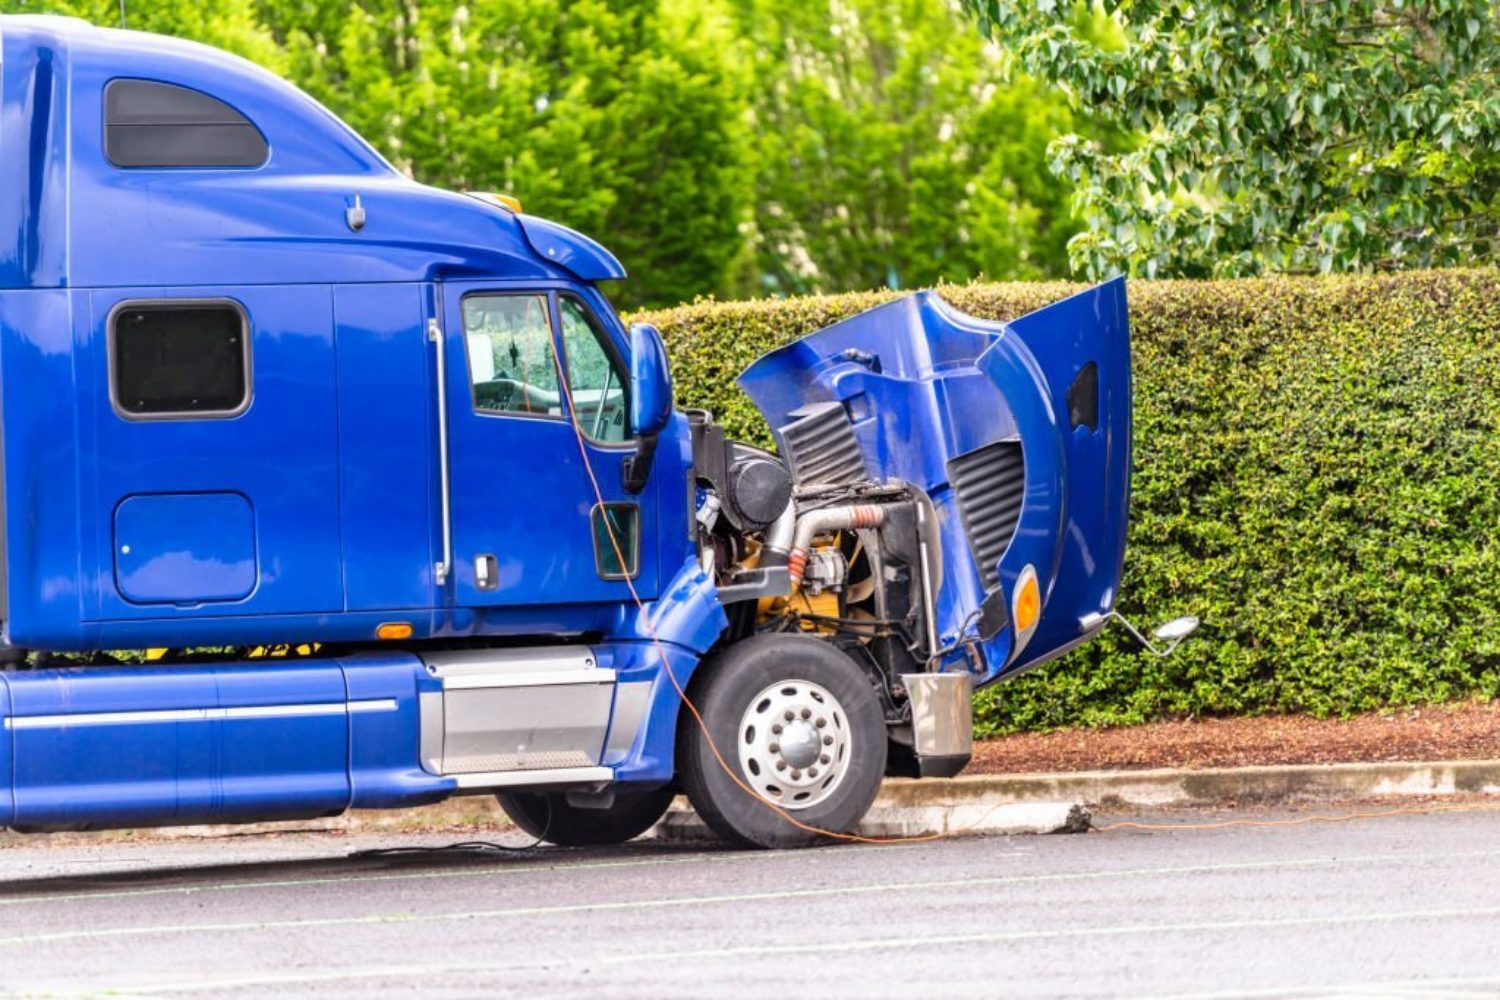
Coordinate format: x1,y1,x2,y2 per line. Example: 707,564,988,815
969,701,1500,774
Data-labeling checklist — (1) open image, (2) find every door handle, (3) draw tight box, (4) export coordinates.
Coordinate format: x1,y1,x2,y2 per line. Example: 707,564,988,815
429,317,453,586
475,553,498,592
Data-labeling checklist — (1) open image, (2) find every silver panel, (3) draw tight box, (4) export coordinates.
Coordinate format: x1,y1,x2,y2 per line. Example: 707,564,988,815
418,690,444,774
901,673,973,758
420,647,615,776
451,766,613,790
422,646,600,678
603,680,653,761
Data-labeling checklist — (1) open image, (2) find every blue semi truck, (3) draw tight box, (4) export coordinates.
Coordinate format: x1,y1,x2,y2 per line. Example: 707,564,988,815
0,16,1135,848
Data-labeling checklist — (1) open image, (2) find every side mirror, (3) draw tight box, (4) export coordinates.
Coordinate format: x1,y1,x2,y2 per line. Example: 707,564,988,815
1153,615,1200,643
623,323,673,493
629,323,673,439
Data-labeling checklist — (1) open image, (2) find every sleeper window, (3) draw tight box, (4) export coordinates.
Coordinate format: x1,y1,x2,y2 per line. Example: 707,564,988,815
111,303,250,417
105,79,268,168
463,294,562,418
559,297,629,443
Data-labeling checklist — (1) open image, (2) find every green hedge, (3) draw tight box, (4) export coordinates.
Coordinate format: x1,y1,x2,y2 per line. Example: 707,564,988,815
636,269,1500,735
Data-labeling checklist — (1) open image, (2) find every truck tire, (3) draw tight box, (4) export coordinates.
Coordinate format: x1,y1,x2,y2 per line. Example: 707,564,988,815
495,787,676,847
678,633,887,849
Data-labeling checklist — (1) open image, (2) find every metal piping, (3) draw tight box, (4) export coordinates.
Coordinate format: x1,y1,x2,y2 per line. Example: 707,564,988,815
759,500,798,569
786,505,886,585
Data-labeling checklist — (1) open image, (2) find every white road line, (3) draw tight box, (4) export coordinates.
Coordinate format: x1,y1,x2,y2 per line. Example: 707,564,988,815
1153,976,1500,1000
67,908,1500,996
0,840,947,909
1,848,1497,950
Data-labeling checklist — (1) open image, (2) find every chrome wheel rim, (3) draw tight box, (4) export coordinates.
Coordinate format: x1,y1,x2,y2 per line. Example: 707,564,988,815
737,679,851,810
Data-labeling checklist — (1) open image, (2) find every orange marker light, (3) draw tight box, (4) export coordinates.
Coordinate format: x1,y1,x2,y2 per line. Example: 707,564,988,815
376,622,414,641
1014,573,1041,634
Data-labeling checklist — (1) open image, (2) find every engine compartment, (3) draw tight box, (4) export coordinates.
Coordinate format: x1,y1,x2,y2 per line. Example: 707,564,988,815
688,408,979,778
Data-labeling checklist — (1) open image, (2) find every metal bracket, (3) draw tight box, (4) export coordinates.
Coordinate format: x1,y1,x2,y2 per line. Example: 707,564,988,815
428,317,452,587
1080,610,1200,657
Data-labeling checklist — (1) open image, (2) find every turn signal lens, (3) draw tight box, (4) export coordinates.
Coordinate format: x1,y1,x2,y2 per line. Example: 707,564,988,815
376,622,414,641
1014,574,1041,634
494,194,523,213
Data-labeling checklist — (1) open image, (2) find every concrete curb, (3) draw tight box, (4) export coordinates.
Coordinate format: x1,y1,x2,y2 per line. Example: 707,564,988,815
6,758,1497,847
904,758,1500,810
653,758,1500,840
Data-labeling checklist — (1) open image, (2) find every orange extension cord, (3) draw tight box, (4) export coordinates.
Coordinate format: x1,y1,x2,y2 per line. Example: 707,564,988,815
549,343,1496,843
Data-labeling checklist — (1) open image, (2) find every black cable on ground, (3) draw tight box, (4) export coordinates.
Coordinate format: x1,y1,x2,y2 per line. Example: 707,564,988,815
347,798,553,859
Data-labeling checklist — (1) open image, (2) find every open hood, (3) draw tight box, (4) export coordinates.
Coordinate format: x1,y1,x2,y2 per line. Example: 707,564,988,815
738,278,1131,682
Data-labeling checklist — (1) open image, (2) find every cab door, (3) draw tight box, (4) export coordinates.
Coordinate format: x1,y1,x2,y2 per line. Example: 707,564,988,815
439,282,659,612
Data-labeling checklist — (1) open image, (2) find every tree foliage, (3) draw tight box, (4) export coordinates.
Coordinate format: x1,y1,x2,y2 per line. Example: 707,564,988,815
961,0,1500,279
2,0,1088,305
724,0,1080,295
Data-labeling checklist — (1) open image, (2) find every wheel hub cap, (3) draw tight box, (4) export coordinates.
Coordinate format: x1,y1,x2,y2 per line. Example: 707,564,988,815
737,679,852,810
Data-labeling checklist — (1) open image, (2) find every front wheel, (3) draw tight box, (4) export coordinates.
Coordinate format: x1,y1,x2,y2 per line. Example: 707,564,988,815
678,634,887,849
496,786,676,847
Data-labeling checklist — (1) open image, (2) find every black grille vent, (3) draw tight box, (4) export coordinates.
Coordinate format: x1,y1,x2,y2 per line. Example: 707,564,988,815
777,401,866,487
947,439,1025,590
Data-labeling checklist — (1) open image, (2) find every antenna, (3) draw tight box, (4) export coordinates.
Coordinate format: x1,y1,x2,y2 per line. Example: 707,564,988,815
118,0,128,29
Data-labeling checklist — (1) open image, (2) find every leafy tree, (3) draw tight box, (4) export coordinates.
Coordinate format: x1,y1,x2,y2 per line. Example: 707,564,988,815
255,0,753,309
961,0,1500,279
726,0,1081,295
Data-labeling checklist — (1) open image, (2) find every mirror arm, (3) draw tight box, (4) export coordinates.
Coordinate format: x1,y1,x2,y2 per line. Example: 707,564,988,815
622,432,659,494
1079,609,1199,657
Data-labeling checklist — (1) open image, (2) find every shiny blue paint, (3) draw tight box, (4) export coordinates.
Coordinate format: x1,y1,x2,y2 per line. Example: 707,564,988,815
628,323,674,437
114,493,258,603
6,661,352,827
0,18,685,650
989,278,1131,672
739,278,1131,683
0,675,13,827
441,281,663,612
332,283,440,613
342,654,456,809
516,214,628,283
604,557,730,786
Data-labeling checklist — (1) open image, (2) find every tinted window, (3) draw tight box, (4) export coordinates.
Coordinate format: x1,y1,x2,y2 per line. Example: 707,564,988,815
112,304,250,417
559,297,629,443
591,503,640,579
105,79,268,168
462,294,562,418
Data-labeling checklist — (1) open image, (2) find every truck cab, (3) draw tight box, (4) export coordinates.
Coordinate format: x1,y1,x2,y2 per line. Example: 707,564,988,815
0,16,1131,848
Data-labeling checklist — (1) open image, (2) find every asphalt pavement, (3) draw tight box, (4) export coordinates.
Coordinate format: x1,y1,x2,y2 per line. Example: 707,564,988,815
3,804,1500,997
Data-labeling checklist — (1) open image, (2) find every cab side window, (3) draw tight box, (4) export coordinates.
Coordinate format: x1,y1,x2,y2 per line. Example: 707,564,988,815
559,297,629,443
105,79,268,169
463,294,562,418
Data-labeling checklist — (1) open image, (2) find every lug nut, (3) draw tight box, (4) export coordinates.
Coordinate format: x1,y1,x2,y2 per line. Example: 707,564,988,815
801,708,812,719
768,743,780,754
790,770,802,780
784,711,795,722
776,761,787,771
823,735,834,746
820,754,831,765
772,724,783,734
815,717,827,728
807,768,819,778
